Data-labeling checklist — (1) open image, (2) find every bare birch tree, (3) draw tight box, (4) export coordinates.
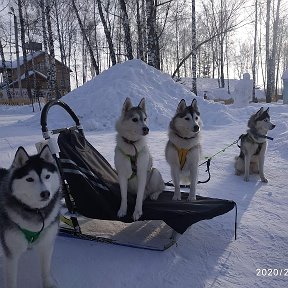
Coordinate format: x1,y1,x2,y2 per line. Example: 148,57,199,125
0,37,12,99
191,0,197,94
119,0,133,60
96,0,117,66
17,0,33,107
72,0,100,75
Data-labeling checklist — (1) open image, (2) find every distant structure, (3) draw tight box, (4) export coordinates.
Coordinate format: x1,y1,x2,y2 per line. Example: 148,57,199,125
0,51,71,99
233,73,253,107
282,69,288,104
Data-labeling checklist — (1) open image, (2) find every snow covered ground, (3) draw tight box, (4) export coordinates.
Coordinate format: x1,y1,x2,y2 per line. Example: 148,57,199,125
0,60,287,288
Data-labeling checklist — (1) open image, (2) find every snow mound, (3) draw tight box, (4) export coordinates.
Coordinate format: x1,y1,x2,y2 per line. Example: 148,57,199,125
24,60,234,131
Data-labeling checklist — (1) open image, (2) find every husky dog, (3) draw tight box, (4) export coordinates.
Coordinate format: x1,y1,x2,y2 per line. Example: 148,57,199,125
235,107,275,182
0,146,61,288
165,99,201,201
115,97,164,221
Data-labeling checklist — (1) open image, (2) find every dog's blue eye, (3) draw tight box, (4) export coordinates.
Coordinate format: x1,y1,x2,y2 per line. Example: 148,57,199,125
26,177,34,182
45,175,50,179
195,116,198,120
132,118,138,122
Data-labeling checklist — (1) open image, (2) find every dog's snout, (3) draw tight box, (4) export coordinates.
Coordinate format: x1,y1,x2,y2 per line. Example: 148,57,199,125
194,125,199,132
143,126,149,135
40,190,50,200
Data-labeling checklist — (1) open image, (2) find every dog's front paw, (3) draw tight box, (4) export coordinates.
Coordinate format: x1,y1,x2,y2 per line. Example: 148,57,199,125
235,170,241,176
172,192,181,201
150,191,161,200
117,206,127,218
261,177,268,183
243,175,249,182
133,208,142,221
187,194,196,201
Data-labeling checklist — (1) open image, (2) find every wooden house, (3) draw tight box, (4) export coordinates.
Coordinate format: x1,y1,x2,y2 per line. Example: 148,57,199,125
0,51,71,99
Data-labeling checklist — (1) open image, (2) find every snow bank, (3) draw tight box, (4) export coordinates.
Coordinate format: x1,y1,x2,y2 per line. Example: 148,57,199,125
24,60,234,131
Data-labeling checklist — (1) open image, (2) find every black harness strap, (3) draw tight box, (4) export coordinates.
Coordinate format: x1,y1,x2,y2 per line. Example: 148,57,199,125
122,138,138,179
238,133,264,159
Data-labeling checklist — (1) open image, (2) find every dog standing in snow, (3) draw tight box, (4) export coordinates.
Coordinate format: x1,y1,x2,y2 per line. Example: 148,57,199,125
165,99,202,201
114,97,164,221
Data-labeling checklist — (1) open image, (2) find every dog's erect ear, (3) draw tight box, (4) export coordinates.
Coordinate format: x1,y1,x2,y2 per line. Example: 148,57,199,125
191,98,200,114
122,97,133,114
39,145,54,163
176,99,187,113
255,107,264,116
12,146,29,169
138,98,146,113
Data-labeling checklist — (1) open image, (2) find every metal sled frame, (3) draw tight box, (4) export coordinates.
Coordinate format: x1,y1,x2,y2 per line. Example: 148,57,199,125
40,100,236,251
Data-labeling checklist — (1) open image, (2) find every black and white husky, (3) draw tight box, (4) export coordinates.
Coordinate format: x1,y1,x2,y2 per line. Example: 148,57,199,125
235,107,275,182
165,99,202,201
0,146,61,288
115,97,164,221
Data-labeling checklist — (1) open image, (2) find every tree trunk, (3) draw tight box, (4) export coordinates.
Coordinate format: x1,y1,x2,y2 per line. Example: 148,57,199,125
270,0,281,100
96,0,116,66
40,0,50,99
72,0,100,75
191,0,197,94
17,0,33,108
54,0,67,95
119,0,133,60
93,0,101,71
265,0,272,103
136,1,144,60
252,0,258,102
146,0,160,69
175,2,180,79
0,38,12,99
46,1,60,99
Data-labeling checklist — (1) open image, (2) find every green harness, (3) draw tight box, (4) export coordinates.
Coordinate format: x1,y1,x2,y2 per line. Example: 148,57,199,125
20,228,42,244
19,210,45,244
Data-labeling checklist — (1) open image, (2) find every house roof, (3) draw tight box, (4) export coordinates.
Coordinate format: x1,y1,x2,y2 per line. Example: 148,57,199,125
0,51,71,72
0,70,48,88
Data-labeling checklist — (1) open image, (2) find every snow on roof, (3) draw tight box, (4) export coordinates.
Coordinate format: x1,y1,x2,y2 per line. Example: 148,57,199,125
0,51,44,69
282,69,288,80
25,59,233,131
7,70,47,87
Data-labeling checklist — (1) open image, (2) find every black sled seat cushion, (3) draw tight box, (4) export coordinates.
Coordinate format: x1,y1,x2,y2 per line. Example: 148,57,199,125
57,129,236,234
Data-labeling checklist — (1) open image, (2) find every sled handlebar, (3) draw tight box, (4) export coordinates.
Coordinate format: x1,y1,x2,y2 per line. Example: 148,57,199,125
41,100,83,139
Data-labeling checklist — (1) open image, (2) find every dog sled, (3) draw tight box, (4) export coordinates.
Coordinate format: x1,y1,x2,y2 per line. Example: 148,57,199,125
39,100,237,251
